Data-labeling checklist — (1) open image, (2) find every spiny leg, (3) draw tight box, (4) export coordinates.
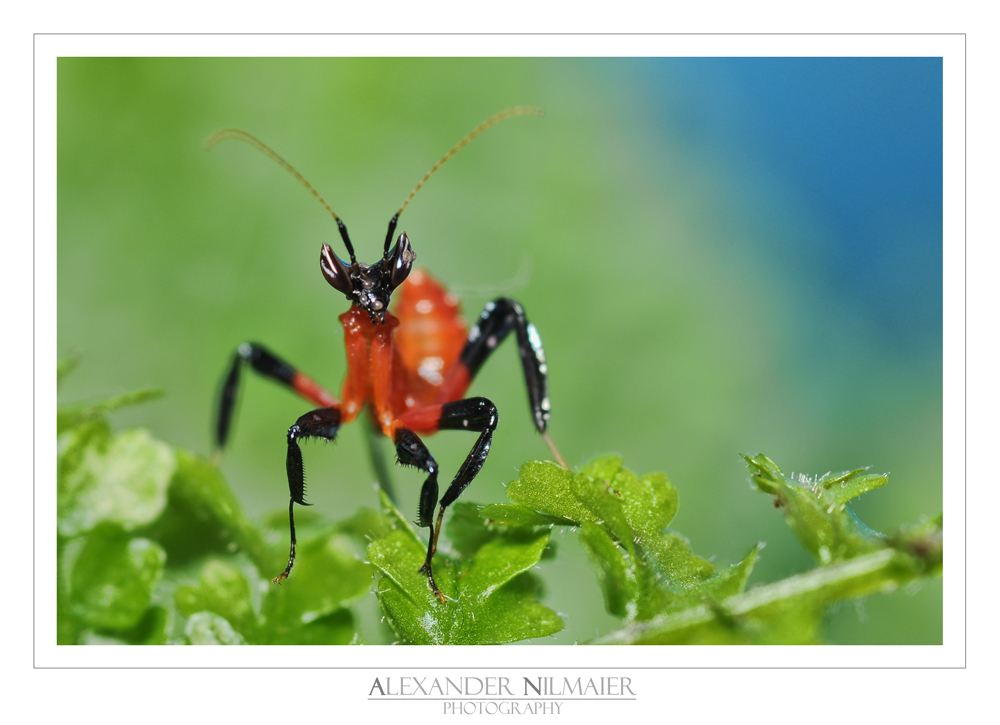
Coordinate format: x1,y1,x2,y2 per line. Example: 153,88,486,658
215,342,337,453
397,397,499,602
275,406,341,583
444,298,567,468
393,426,445,599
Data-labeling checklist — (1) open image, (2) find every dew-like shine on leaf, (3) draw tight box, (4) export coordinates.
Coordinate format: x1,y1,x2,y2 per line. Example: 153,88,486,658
507,455,745,624
175,560,258,642
58,426,174,538
368,490,563,644
68,522,166,631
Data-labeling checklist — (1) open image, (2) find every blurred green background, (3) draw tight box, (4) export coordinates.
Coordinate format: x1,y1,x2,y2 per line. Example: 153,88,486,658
58,57,942,644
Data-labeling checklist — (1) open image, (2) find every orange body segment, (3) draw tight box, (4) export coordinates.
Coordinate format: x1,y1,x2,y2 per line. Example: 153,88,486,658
338,269,470,438
393,269,469,409
338,306,399,431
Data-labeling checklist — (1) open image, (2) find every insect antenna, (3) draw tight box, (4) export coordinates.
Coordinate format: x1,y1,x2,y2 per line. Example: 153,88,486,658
206,128,359,266
382,106,543,256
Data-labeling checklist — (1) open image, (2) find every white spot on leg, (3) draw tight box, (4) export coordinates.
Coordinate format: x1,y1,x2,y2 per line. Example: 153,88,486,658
527,323,545,358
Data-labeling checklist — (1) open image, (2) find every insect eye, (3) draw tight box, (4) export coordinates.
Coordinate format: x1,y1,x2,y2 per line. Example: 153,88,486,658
320,243,354,297
388,232,416,289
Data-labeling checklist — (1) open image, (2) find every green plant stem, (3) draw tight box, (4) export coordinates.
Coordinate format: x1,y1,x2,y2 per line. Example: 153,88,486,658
594,547,924,644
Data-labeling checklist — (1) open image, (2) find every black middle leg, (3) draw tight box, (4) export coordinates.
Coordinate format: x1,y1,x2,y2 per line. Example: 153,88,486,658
215,342,337,452
274,405,342,583
393,426,440,530
398,397,499,601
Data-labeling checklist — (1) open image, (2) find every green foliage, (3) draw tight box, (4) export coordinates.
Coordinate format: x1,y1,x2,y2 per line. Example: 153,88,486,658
57,379,373,645
66,523,166,631
175,560,257,641
58,421,173,537
743,454,887,564
592,456,942,644
497,456,761,623
367,491,563,644
57,372,941,646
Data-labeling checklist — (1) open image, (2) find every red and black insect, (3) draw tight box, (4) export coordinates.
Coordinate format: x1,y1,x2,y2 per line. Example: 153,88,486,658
209,107,566,601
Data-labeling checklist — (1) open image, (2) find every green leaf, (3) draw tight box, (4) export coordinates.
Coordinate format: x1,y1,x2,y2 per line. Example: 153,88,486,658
58,425,174,537
641,531,716,592
113,605,170,645
445,502,499,559
741,453,784,494
57,537,80,645
175,560,258,642
264,609,357,645
141,450,270,573
575,455,942,644
368,494,562,644
743,454,886,564
578,522,637,619
443,502,563,561
468,571,563,644
506,460,594,524
619,471,679,538
185,612,246,645
506,456,725,623
260,532,371,644
461,530,554,604
479,503,574,528
696,544,763,603
68,522,166,631
825,471,889,505
572,470,635,555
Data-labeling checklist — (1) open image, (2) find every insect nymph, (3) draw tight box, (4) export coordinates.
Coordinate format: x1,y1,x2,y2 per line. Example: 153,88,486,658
209,107,565,601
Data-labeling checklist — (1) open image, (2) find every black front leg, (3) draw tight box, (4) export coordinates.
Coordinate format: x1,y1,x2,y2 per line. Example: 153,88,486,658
274,406,341,583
